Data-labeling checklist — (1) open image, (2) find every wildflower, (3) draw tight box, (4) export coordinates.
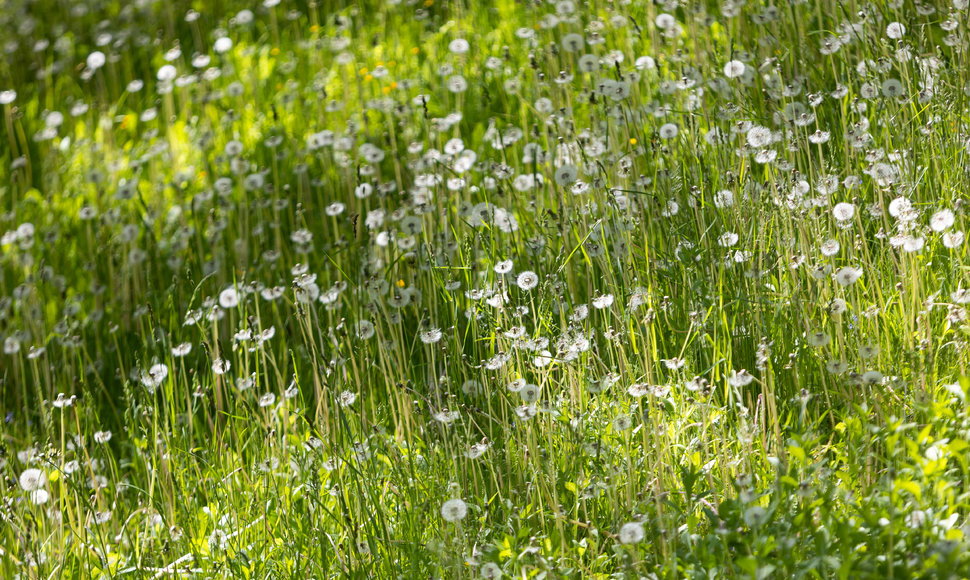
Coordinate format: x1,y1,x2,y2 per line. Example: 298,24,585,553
808,130,831,144
723,60,746,79
663,357,685,370
727,369,755,387
516,271,539,291
172,342,192,357
743,506,767,527
30,489,50,505
886,22,906,39
448,38,470,54
612,415,633,432
628,383,651,397
258,393,276,407
53,393,76,408
20,468,46,492
94,431,112,444
746,126,772,148
532,350,555,367
686,376,709,392
519,383,540,403
494,260,513,274
212,358,230,375
591,294,614,309
462,380,484,396
888,197,913,219
659,123,679,139
835,266,863,287
356,320,376,340
419,328,443,344
141,363,169,390
338,390,356,407
433,409,460,424
820,239,840,256
832,202,856,222
4,336,20,354
807,331,830,347
219,287,239,309
514,404,538,420
942,231,965,249
719,232,739,247
618,521,645,544
479,562,502,579
214,37,233,53
554,165,578,186
440,498,468,522
507,378,526,392
86,51,106,70
157,65,177,82
713,190,734,208
930,209,955,232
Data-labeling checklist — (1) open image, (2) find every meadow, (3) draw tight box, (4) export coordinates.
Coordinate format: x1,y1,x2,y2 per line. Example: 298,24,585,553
1,0,970,577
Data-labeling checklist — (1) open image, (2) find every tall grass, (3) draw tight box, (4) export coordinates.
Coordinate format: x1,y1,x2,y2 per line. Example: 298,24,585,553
2,0,970,577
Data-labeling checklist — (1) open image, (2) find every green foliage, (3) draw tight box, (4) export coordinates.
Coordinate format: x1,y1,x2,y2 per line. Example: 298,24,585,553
1,0,970,578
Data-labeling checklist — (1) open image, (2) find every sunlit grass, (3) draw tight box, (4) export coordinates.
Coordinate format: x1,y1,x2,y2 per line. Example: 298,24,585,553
1,0,970,578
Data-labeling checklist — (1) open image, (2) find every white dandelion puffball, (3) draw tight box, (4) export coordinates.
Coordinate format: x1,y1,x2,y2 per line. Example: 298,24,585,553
835,266,863,287
448,38,470,54
618,521,645,544
441,498,468,522
723,60,745,78
886,22,906,39
219,287,239,309
157,64,177,82
516,271,539,291
832,202,856,222
20,468,46,492
930,209,955,232
214,37,233,54
212,358,231,375
30,489,50,505
87,51,106,70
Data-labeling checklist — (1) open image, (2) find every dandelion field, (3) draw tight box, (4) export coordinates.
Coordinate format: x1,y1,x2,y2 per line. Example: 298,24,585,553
2,0,970,577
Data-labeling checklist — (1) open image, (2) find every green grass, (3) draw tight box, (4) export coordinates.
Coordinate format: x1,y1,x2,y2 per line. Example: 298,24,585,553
2,0,970,577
